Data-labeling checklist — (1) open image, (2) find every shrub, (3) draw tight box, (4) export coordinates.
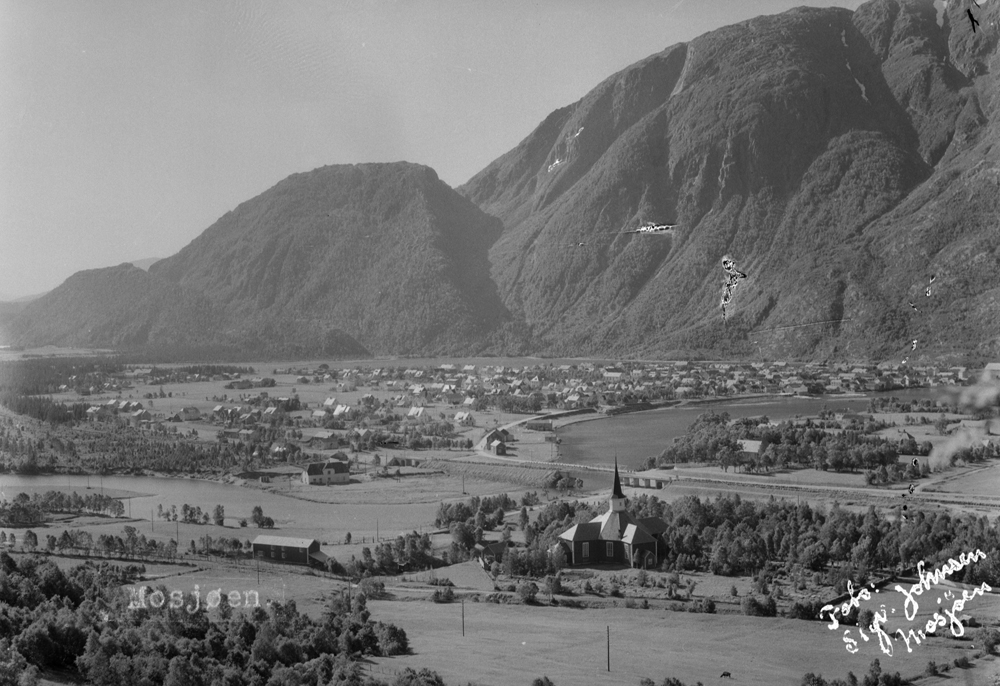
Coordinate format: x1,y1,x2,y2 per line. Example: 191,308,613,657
925,661,938,677
789,600,825,621
517,581,539,604
730,584,738,597
609,585,622,598
373,621,409,655
953,656,970,669
359,578,386,599
636,569,648,587
430,587,454,603
977,627,1000,655
583,580,593,594
741,594,777,617
531,678,555,686
700,598,716,614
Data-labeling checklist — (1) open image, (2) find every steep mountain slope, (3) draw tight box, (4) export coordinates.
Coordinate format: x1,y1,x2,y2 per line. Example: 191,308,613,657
5,163,516,358
148,162,515,356
460,0,1000,362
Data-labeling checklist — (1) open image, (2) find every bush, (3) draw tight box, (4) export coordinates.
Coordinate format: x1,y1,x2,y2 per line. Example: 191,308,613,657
977,627,1000,655
953,656,970,669
583,580,593,594
925,661,938,677
373,621,409,655
609,585,622,598
700,598,716,614
730,584,738,597
741,594,777,618
636,569,647,587
531,678,555,686
517,581,539,604
359,578,386,599
789,600,825,621
430,587,454,603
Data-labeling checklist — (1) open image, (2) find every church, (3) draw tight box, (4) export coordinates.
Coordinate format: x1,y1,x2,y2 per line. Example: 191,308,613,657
555,460,667,568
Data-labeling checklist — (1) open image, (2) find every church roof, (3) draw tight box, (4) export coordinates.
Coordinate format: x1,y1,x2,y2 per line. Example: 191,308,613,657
612,457,625,500
559,522,602,542
622,523,656,546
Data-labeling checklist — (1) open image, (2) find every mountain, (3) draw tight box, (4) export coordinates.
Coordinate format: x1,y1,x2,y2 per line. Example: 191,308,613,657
3,163,517,358
460,0,1000,363
130,257,161,271
6,0,999,363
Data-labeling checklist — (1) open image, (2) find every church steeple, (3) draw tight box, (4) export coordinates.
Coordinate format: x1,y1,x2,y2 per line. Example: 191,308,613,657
610,457,626,512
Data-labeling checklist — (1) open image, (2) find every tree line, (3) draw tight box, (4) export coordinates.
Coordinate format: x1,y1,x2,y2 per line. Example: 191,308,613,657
0,550,432,686
0,490,124,526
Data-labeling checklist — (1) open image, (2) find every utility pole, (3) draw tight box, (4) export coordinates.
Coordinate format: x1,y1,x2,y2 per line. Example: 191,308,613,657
256,554,260,584
462,598,465,636
607,625,610,672
151,509,154,532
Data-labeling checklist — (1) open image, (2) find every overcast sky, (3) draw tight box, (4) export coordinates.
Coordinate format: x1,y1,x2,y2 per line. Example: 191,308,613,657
0,0,865,300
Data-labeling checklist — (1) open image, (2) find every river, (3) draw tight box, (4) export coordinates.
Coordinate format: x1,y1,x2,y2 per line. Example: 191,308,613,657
556,388,943,470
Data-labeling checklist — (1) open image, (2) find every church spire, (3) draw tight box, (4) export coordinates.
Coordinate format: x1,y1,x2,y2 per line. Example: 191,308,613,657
612,456,625,501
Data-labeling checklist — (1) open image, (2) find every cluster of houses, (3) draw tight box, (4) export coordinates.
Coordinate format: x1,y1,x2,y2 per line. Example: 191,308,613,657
257,361,976,409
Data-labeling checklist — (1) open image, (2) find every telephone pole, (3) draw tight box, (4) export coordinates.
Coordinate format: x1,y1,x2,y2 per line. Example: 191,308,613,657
462,598,465,636
607,626,610,672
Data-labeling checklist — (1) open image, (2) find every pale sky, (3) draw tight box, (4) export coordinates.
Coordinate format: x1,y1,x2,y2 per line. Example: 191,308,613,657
0,0,864,301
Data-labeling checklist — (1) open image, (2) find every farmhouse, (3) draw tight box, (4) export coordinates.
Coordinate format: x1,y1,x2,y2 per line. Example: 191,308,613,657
251,535,326,567
301,460,350,485
556,461,666,568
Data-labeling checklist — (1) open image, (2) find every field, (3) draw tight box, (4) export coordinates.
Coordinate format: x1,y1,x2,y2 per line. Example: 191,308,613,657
929,461,1000,497
365,598,997,686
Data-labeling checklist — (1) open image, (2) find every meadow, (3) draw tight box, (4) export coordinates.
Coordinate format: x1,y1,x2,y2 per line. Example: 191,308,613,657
364,598,995,686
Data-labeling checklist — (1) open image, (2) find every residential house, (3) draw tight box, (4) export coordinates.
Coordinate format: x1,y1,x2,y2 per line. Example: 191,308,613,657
301,460,350,485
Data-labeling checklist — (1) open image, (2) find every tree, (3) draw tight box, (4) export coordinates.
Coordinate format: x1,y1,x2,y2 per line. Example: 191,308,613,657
213,505,225,527
519,507,529,531
517,581,538,604
934,416,950,435
345,532,352,544
22,530,37,553
251,506,264,527
532,678,556,686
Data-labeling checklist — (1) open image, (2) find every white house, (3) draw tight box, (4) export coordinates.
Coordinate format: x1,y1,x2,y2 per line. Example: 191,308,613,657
301,460,350,485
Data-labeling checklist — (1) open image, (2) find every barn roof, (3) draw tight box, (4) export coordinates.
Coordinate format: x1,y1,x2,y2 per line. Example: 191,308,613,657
252,535,316,548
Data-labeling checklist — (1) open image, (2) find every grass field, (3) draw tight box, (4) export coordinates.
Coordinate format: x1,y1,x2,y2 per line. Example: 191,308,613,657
365,598,994,686
930,462,1000,496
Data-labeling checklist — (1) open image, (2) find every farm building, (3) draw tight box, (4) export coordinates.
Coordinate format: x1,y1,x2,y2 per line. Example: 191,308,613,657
301,460,350,485
738,439,762,460
984,363,1000,381
252,535,325,566
489,439,507,456
556,461,666,568
524,419,553,431
474,541,513,568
